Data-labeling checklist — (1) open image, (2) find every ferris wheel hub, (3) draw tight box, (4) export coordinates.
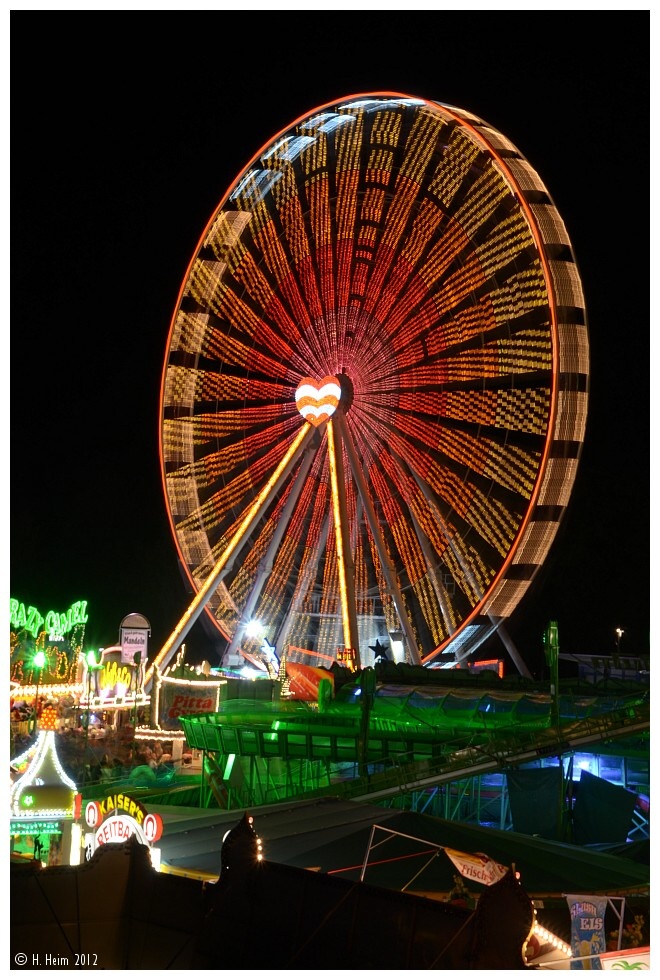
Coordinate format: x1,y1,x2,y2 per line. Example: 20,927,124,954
295,375,341,425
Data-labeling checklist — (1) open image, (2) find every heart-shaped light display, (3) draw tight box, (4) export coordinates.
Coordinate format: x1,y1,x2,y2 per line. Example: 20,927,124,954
295,376,341,426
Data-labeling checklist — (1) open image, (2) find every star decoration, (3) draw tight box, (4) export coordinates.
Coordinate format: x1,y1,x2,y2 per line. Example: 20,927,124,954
369,639,390,661
260,639,279,667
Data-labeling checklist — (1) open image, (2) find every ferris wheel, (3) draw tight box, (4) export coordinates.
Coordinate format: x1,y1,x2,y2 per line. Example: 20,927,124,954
153,93,588,682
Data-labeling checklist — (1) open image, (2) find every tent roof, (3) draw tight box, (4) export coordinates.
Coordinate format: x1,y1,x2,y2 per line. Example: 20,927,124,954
156,796,649,897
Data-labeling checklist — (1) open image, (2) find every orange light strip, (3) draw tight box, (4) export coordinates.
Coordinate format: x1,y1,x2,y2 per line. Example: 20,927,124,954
147,423,313,687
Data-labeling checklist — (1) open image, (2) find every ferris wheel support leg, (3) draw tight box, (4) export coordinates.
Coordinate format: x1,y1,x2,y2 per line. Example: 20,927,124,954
408,505,457,640
335,412,421,666
494,620,533,679
145,423,315,690
413,470,516,666
275,512,332,658
222,441,318,664
327,418,361,670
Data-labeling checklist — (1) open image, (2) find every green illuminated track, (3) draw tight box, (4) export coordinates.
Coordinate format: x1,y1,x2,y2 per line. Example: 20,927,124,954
180,692,649,808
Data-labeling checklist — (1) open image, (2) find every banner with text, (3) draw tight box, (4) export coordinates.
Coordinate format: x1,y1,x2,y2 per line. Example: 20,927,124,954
158,680,221,730
566,894,607,970
444,847,508,887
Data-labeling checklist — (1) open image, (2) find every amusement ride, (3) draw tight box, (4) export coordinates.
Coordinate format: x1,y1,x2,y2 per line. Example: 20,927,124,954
153,92,589,684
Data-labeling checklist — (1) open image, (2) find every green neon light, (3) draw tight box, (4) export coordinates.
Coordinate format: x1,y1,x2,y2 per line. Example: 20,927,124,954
10,822,62,836
10,598,89,639
33,650,46,670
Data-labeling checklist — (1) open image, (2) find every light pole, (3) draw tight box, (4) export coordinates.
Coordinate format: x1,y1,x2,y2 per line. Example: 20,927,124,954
132,650,142,755
83,651,102,783
615,627,624,653
358,666,376,778
543,621,560,728
29,649,46,735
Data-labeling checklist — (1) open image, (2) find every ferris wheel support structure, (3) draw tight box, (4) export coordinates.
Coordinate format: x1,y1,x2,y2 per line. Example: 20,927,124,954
221,441,318,665
145,423,315,691
336,410,421,666
327,417,361,668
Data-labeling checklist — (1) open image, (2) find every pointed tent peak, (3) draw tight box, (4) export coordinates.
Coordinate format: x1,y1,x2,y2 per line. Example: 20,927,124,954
11,729,78,818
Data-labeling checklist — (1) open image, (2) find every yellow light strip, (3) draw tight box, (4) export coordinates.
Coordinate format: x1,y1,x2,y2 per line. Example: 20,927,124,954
531,923,572,958
327,419,356,659
147,423,313,685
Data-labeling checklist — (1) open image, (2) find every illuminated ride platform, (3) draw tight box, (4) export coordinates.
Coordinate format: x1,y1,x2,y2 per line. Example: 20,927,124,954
177,682,649,816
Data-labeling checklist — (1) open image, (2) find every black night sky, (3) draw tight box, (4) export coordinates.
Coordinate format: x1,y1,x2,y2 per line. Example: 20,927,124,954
10,11,650,675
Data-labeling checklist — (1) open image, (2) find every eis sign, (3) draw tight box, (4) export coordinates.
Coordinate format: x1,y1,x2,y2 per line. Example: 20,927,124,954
84,793,163,861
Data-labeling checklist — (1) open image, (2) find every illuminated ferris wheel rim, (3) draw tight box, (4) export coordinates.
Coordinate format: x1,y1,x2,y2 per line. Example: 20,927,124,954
156,92,588,677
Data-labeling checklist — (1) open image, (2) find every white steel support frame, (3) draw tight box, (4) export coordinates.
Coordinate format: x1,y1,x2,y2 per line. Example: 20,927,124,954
145,423,315,690
327,417,361,669
222,442,318,664
408,507,457,650
275,512,332,660
335,411,421,666
411,469,531,677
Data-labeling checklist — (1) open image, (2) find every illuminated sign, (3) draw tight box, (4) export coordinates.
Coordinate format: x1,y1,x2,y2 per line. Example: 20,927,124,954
84,794,162,858
10,598,89,640
10,820,62,836
470,658,505,679
96,654,134,700
295,376,341,426
156,680,221,731
120,627,149,665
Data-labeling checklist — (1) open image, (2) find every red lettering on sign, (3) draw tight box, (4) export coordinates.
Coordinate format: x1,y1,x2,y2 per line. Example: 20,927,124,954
167,696,213,717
